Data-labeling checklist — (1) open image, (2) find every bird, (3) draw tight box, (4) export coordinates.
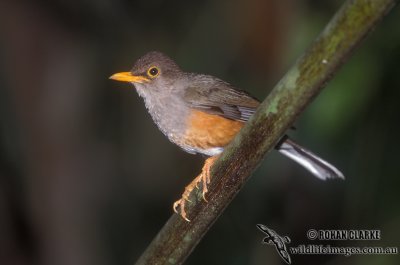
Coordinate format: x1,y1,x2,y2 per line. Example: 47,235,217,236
110,51,344,221
256,224,291,264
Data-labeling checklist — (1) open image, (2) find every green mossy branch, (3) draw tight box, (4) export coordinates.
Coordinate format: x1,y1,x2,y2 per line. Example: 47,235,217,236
135,0,397,264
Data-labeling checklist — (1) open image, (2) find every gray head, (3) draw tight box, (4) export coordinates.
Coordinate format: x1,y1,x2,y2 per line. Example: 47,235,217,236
110,51,192,146
110,51,183,95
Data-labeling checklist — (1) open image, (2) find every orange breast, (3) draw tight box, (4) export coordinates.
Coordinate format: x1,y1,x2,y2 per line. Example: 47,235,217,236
184,110,244,150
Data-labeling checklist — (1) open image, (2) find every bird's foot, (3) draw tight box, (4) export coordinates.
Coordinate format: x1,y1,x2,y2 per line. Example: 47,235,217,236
173,156,218,222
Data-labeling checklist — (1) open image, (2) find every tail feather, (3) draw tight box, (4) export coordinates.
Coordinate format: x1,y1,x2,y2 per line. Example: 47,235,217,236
276,136,344,180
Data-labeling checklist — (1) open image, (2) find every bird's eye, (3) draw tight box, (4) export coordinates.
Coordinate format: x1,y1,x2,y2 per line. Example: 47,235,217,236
147,66,160,78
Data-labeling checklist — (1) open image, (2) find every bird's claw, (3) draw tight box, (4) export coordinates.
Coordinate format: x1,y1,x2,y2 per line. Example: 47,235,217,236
173,199,190,222
173,156,218,222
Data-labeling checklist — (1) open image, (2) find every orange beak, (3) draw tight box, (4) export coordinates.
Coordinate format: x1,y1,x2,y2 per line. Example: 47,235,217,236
109,72,149,83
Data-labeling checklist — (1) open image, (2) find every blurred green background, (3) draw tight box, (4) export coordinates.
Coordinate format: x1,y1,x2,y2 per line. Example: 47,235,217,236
0,0,399,265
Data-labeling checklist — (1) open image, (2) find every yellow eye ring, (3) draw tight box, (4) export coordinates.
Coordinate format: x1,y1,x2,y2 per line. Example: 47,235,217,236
147,66,160,78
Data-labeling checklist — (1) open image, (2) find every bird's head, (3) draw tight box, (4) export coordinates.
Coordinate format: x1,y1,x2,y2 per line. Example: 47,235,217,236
110,51,182,95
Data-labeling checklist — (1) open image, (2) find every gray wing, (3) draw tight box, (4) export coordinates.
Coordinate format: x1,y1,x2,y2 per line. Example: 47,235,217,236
183,76,260,122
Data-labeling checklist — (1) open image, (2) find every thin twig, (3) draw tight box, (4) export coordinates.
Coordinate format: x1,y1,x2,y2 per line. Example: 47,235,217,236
135,0,397,264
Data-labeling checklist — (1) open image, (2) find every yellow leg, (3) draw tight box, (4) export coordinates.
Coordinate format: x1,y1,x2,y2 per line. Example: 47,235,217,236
173,156,218,222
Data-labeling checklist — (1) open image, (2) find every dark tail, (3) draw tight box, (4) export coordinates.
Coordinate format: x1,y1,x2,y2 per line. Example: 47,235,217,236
275,135,344,180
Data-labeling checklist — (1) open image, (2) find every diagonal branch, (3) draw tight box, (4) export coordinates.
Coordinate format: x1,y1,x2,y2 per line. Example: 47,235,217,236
135,0,397,264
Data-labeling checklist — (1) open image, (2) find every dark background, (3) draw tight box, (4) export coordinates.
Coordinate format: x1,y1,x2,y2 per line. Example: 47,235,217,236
0,0,399,265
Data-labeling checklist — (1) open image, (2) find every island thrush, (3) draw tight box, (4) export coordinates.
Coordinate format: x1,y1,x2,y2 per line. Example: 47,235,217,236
110,51,344,221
